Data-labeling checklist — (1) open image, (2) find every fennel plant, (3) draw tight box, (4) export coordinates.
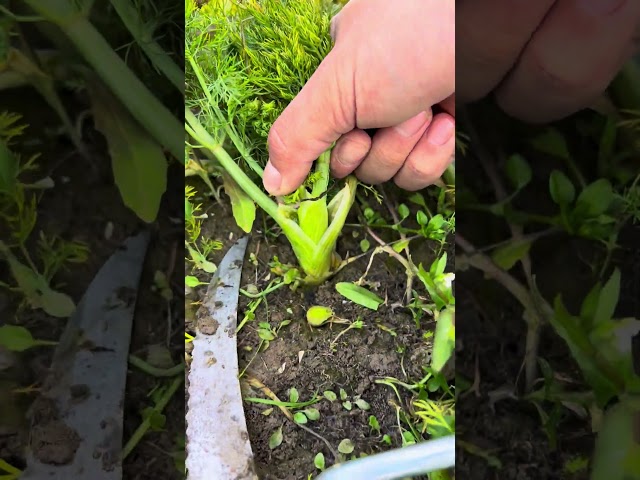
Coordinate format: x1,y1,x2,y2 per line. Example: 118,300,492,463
185,0,357,285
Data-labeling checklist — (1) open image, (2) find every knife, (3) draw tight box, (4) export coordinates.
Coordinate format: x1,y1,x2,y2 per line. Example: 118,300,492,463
21,231,150,480
186,236,257,480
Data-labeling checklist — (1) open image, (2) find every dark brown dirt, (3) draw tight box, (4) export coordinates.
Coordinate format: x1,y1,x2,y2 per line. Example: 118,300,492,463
185,180,444,480
0,88,184,479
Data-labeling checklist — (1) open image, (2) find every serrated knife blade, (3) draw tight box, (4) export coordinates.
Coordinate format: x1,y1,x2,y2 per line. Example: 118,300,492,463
186,236,257,480
22,231,150,480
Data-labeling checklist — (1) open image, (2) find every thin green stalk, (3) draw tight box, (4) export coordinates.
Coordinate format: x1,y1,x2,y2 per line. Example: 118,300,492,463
298,149,330,243
108,0,183,93
312,149,330,197
23,0,182,161
122,375,183,459
315,176,357,259
240,280,285,298
128,354,184,377
185,107,279,220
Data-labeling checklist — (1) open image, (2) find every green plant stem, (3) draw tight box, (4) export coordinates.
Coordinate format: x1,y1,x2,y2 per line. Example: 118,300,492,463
122,375,183,459
128,355,184,377
22,0,182,161
185,108,279,220
240,281,285,298
312,149,330,197
108,0,183,93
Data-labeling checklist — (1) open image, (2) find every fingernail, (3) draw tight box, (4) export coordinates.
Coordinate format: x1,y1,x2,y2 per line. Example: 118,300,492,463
577,0,626,16
426,117,455,146
394,111,430,137
263,162,282,195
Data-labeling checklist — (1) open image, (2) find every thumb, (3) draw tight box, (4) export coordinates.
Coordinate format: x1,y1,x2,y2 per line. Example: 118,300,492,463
264,51,355,195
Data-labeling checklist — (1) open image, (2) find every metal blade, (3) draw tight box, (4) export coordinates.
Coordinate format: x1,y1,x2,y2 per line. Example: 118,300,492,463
186,236,257,480
22,231,150,480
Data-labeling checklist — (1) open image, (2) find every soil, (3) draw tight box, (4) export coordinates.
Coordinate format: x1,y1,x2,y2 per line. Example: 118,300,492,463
185,180,447,480
456,105,640,480
0,88,184,479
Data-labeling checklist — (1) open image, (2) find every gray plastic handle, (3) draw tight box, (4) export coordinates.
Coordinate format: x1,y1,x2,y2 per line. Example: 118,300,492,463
315,435,455,480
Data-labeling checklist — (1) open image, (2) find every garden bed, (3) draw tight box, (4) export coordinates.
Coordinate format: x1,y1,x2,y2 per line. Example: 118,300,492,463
185,181,454,480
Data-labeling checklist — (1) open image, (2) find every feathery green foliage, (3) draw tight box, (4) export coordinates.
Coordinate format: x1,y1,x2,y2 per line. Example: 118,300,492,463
186,0,335,165
185,0,357,285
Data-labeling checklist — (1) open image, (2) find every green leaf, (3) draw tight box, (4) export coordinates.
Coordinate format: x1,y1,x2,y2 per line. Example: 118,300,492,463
89,81,167,223
505,154,532,190
598,117,617,169
397,204,410,220
359,239,370,253
591,400,640,480
307,305,333,327
269,426,283,449
298,187,328,244
392,239,410,253
185,275,205,288
368,415,380,433
580,282,602,324
574,179,614,218
338,439,354,454
549,170,575,206
431,307,455,372
142,407,166,431
408,192,427,209
417,263,453,310
335,282,383,311
323,390,337,402
0,243,75,318
550,296,619,406
402,430,416,446
354,398,370,410
339,388,348,401
187,245,217,273
303,408,320,420
531,128,570,160
0,325,40,352
220,171,256,233
431,252,448,276
491,239,532,270
293,411,307,424
258,328,275,341
314,452,325,471
416,210,429,226
593,269,620,327
288,387,299,403
342,400,352,410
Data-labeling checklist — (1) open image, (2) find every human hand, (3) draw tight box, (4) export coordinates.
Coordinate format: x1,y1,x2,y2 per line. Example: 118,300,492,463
457,0,640,122
263,0,454,196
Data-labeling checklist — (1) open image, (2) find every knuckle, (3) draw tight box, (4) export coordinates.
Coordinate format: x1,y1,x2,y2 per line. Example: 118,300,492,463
371,153,406,171
527,46,590,94
405,157,436,181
